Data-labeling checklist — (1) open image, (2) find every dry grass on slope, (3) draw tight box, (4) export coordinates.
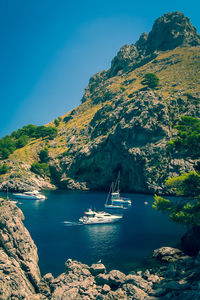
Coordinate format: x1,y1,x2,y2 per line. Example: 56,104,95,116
107,47,200,100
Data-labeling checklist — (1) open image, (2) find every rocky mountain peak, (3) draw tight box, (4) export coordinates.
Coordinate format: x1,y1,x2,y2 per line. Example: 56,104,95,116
146,11,200,54
109,11,200,77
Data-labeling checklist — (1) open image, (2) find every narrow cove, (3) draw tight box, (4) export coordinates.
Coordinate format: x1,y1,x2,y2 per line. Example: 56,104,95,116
7,190,185,277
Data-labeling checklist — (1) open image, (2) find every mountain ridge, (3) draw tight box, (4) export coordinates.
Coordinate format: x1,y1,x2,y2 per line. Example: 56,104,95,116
0,11,200,193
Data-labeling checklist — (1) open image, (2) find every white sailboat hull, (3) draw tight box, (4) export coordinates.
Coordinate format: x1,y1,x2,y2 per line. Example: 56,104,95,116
104,173,132,209
105,204,125,209
112,199,131,205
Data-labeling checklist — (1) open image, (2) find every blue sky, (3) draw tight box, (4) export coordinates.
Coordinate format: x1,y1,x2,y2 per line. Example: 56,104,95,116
0,0,199,137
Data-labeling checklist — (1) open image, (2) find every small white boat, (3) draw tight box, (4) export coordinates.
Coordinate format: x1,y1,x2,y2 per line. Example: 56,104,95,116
13,190,46,200
105,172,131,209
79,209,123,224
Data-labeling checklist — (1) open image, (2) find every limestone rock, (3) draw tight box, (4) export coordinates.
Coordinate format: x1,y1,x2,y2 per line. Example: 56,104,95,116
122,283,148,299
95,273,110,286
101,284,111,294
108,270,126,287
109,44,139,77
90,263,106,276
125,274,153,293
0,198,41,299
153,247,185,262
146,11,200,54
109,11,200,77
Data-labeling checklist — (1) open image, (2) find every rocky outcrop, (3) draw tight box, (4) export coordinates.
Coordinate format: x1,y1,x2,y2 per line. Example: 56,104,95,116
109,11,200,77
0,198,42,299
0,160,55,192
146,12,200,53
62,89,200,193
0,174,55,193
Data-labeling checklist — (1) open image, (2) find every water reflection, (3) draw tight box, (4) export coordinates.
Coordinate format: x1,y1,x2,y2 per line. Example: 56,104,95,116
84,223,121,255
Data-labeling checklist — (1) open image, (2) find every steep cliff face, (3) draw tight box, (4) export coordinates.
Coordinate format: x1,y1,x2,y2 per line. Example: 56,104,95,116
0,198,42,299
0,11,200,193
62,88,200,193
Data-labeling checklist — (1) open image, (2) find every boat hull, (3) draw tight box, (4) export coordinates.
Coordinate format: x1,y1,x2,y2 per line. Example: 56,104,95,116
112,200,131,205
105,204,125,209
13,194,46,200
79,218,122,225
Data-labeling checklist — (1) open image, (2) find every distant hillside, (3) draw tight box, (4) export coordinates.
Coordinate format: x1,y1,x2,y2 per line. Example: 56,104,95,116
0,11,200,193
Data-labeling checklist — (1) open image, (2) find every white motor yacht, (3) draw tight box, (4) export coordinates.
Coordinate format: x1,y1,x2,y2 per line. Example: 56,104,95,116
79,209,123,224
13,190,46,200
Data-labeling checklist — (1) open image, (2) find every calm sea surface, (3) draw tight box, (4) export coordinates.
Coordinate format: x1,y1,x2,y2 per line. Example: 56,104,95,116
5,190,185,276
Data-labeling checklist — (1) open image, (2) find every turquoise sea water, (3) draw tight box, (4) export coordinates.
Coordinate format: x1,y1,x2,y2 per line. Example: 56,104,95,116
5,190,184,276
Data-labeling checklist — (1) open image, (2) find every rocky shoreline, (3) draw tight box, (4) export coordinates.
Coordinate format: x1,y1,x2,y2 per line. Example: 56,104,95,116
38,248,200,300
0,198,200,299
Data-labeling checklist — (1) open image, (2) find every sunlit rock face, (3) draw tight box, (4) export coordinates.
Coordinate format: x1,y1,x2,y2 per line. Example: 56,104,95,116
0,198,41,299
109,11,200,77
146,11,200,54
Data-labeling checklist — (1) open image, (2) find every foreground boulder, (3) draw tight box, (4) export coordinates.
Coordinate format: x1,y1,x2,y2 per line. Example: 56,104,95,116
153,246,189,262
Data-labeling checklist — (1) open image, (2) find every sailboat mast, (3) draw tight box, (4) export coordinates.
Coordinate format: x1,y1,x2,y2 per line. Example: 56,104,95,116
105,182,113,205
6,186,9,200
118,172,120,193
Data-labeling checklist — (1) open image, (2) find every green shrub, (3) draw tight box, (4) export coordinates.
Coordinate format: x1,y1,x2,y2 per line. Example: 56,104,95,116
30,162,50,177
33,126,57,139
54,117,61,127
141,73,159,89
39,147,49,163
0,148,11,159
153,116,200,227
16,135,29,148
0,164,9,175
153,171,200,226
167,116,200,158
0,124,58,160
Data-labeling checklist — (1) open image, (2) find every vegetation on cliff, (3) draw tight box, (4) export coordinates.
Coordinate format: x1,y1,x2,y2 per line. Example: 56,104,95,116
153,116,200,226
141,73,159,89
0,163,8,175
0,124,57,160
167,116,200,158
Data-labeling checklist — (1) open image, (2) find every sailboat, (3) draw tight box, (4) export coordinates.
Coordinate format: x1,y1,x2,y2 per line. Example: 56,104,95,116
105,172,131,209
